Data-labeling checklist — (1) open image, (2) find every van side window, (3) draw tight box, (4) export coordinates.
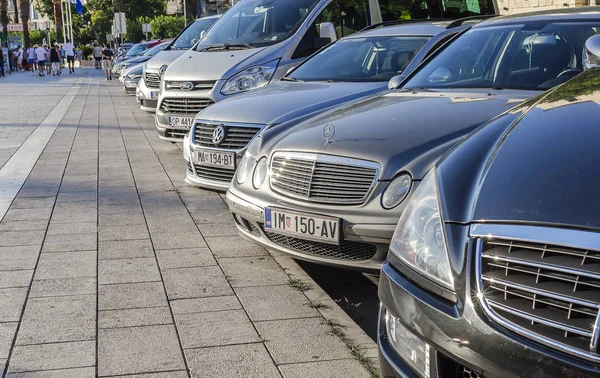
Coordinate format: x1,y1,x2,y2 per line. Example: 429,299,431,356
292,0,369,59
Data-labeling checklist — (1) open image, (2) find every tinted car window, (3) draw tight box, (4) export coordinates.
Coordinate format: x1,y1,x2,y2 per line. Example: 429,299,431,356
289,36,431,82
378,0,495,21
126,44,147,57
404,22,600,90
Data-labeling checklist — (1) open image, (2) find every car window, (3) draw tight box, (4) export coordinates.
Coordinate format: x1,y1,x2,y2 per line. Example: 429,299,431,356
378,0,495,21
143,42,169,56
289,35,431,82
196,0,320,50
403,22,600,90
172,18,218,50
126,45,147,56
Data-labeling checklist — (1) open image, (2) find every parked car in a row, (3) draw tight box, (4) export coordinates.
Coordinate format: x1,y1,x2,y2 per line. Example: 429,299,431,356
114,39,162,65
225,9,600,271
155,0,498,141
113,41,171,78
121,63,145,95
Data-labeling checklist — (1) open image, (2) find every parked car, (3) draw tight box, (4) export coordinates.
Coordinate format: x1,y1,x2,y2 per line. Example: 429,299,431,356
225,8,600,272
155,0,497,141
113,41,171,78
114,40,162,65
121,63,145,95
379,55,600,378
138,15,221,112
184,18,487,188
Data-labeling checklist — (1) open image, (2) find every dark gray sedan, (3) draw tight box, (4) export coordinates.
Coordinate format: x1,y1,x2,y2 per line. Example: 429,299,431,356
226,8,600,271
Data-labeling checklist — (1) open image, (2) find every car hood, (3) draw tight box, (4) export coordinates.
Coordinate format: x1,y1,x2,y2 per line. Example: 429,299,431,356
265,89,535,181
197,81,386,125
146,50,187,72
123,55,151,65
470,80,600,230
164,45,273,81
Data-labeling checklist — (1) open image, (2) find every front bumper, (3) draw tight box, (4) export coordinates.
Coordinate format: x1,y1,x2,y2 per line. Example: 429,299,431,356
225,187,400,272
123,78,139,95
138,75,160,112
378,259,600,378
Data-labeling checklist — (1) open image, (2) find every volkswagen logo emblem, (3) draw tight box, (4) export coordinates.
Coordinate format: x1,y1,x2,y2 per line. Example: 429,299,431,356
212,125,227,146
323,124,335,145
180,82,194,91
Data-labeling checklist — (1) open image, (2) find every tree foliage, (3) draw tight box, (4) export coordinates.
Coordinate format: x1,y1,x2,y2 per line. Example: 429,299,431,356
149,15,183,39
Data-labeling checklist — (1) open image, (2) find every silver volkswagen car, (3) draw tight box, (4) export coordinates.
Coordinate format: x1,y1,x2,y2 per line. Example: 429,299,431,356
225,10,599,271
184,20,478,190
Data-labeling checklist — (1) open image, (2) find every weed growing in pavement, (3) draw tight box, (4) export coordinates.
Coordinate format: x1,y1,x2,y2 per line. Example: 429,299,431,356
287,277,310,291
322,319,380,378
308,301,329,310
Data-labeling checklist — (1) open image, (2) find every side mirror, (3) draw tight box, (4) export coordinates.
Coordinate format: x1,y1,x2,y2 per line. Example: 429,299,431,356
428,66,452,84
388,74,405,90
583,34,600,71
319,22,337,43
200,30,206,39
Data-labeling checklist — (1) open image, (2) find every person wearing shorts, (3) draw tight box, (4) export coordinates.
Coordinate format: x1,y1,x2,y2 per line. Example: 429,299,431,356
93,44,102,69
76,48,83,68
101,45,114,80
64,39,75,73
35,44,46,76
27,44,34,73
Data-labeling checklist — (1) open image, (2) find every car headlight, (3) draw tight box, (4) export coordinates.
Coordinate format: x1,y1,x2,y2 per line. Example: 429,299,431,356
127,73,142,80
236,137,262,185
221,60,278,95
159,65,168,78
183,132,191,162
252,157,268,189
142,64,147,75
389,170,454,290
382,174,412,209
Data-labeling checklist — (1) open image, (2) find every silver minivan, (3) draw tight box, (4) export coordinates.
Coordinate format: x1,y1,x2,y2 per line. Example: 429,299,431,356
156,0,498,141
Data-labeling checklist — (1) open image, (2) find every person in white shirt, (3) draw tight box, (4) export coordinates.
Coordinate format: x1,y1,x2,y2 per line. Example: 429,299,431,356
35,45,46,76
64,38,75,73
93,44,102,69
16,46,23,71
26,44,35,73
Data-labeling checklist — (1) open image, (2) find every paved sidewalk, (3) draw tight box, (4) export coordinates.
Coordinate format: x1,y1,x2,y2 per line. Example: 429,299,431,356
0,68,377,377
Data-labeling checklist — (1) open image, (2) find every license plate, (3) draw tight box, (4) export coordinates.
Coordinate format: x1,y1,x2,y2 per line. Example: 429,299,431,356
194,149,235,169
265,208,340,244
169,116,194,128
150,91,159,100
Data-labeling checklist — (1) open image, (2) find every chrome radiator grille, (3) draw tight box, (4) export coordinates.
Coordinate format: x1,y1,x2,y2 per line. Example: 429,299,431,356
475,226,600,362
193,164,235,182
270,152,379,205
160,98,214,114
144,73,160,88
193,123,262,149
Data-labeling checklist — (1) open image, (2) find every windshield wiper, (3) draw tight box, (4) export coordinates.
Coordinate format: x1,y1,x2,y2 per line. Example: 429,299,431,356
199,43,253,52
280,77,302,82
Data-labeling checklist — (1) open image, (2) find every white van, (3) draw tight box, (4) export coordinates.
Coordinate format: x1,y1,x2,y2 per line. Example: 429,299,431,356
156,0,497,141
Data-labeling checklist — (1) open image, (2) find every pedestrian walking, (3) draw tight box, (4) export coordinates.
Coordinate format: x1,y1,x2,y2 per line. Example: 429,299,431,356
27,44,35,73
101,45,114,80
93,44,102,69
34,44,46,76
50,44,61,76
45,46,51,75
16,45,23,71
76,48,83,68
64,39,75,73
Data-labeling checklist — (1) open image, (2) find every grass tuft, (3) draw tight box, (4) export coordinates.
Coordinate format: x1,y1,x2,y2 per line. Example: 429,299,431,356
287,277,310,291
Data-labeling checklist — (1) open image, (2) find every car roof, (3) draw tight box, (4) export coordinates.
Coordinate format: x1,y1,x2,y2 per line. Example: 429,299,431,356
197,14,221,20
473,6,600,28
354,21,454,38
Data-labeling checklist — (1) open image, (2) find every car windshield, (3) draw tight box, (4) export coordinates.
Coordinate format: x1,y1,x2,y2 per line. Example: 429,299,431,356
289,35,431,82
404,21,600,91
173,17,219,49
143,42,169,56
196,0,320,51
126,44,147,57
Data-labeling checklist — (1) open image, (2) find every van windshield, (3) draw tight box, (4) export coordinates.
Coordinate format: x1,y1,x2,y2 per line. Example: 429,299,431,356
196,0,320,51
289,35,431,82
173,17,219,50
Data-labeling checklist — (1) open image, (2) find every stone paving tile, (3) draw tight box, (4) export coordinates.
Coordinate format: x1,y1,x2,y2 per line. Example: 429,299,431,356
0,322,17,359
219,256,289,288
175,309,259,349
99,307,172,329
255,317,352,364
98,325,185,376
56,191,97,203
99,224,150,241
162,266,233,299
98,239,154,260
41,233,97,253
2,208,53,221
236,285,320,322
278,359,371,378
205,236,267,258
47,221,96,235
0,270,33,288
8,197,55,209
0,246,40,271
29,277,96,298
99,282,168,310
8,340,95,373
35,251,96,280
99,257,161,284
186,344,280,378
151,232,207,250
156,248,216,269
112,372,189,378
6,367,96,378
16,295,95,345
0,220,48,232
0,230,46,247
196,222,239,237
170,295,242,315
191,209,234,224
99,211,147,226
0,288,28,322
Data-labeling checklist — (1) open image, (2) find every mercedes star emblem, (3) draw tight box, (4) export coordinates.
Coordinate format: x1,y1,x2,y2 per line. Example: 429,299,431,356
212,125,227,146
323,124,335,145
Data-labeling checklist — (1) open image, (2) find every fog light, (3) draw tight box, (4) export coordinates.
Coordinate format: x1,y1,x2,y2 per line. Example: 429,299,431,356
386,310,430,378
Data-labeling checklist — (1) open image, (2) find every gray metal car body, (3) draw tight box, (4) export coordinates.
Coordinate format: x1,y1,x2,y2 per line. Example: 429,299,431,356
225,8,600,271
185,21,467,190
